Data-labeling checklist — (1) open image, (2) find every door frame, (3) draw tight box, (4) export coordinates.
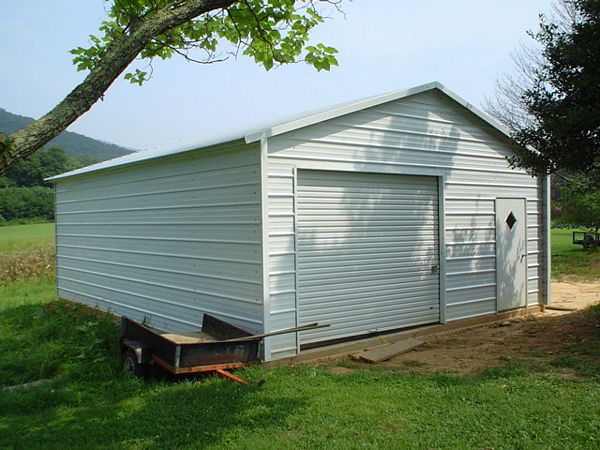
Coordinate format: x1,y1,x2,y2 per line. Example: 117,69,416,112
291,166,445,350
495,196,528,313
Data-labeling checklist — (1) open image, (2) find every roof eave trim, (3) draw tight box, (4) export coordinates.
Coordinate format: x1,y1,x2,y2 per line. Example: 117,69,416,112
46,136,246,182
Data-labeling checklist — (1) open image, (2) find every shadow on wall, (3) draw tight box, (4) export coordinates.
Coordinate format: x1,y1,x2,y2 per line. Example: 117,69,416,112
288,92,474,344
446,215,498,318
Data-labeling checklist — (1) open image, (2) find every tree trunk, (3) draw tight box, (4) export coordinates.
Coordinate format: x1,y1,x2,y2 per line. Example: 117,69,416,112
0,0,236,174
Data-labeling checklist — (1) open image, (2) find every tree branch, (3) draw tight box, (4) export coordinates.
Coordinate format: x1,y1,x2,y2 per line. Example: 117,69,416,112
0,0,236,173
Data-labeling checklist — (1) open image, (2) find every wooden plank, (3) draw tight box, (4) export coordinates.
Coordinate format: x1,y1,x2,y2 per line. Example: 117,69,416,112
353,337,424,364
158,331,216,344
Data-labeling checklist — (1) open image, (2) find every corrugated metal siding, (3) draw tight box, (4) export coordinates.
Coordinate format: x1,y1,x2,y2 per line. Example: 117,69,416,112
265,90,544,359
55,141,263,333
296,170,439,344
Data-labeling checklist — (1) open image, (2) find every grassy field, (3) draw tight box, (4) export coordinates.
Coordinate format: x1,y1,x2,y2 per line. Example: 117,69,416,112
0,222,55,252
551,228,600,282
0,224,599,448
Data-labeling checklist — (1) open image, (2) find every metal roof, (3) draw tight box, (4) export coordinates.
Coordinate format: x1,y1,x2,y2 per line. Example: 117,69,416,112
48,81,511,181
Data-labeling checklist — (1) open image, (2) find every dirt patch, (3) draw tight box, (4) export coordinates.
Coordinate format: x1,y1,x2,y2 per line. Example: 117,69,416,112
550,282,600,312
364,282,600,376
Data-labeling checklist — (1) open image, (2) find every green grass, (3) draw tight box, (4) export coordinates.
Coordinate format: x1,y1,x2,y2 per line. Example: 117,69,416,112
0,222,55,252
551,228,600,282
0,278,56,312
1,280,599,449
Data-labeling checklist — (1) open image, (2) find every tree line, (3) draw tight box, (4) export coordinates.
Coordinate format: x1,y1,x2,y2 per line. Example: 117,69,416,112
0,147,97,223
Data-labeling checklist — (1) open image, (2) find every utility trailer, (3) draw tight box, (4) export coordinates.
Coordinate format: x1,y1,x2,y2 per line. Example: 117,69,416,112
120,314,327,384
573,231,600,250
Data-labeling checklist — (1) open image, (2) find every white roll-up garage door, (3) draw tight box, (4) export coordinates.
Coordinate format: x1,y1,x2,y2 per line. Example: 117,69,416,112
296,170,440,345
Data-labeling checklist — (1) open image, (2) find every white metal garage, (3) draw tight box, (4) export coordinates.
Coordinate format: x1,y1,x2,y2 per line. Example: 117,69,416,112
49,82,551,361
296,170,440,345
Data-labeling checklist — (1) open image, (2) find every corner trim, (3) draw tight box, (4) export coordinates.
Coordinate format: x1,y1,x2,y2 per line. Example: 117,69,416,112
438,175,447,324
260,137,272,360
543,176,552,305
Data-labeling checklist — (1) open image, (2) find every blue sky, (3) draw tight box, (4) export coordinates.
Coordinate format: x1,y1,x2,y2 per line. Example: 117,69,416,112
0,1,553,150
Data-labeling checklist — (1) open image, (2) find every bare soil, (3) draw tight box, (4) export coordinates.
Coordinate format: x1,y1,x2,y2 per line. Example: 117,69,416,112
346,282,600,376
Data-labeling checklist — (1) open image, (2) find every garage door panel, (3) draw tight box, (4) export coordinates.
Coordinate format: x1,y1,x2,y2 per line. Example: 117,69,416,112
298,209,437,217
300,309,440,342
298,257,440,274
299,177,438,191
298,272,437,294
302,304,440,327
300,266,437,283
298,249,437,265
299,204,438,213
300,282,440,304
299,238,439,249
299,237,437,249
297,170,440,345
298,232,437,243
298,200,438,209
300,290,441,310
298,245,438,259
297,224,437,234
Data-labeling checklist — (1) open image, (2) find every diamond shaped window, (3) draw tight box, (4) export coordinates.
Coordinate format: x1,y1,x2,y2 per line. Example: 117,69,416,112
506,211,517,230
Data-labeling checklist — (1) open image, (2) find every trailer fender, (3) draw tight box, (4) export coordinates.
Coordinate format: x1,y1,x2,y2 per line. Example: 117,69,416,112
121,338,151,364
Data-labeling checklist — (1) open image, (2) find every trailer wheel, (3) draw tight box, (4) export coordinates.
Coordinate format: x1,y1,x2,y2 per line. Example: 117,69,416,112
122,349,146,378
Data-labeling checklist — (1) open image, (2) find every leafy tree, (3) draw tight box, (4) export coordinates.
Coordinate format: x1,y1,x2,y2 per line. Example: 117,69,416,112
0,0,342,174
0,186,54,221
554,176,600,233
0,175,13,188
0,147,100,222
506,0,600,180
4,147,81,187
70,154,102,169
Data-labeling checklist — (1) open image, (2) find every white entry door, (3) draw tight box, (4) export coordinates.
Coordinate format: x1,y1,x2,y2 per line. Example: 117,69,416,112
496,198,527,311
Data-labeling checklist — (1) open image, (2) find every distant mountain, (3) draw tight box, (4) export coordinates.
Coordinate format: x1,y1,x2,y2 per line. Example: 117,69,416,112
0,107,135,161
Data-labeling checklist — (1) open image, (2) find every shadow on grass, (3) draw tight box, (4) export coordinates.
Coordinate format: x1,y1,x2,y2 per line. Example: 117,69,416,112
0,300,120,388
2,376,307,449
0,299,307,448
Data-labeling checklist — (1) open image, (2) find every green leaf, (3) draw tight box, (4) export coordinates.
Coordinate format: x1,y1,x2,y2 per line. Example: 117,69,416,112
69,0,342,79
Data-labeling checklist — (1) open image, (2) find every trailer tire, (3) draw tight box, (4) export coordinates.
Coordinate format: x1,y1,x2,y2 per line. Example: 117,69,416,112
122,349,146,378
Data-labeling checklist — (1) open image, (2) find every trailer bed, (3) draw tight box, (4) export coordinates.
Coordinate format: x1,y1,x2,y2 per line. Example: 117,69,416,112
120,314,328,384
158,331,217,344
120,314,260,381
